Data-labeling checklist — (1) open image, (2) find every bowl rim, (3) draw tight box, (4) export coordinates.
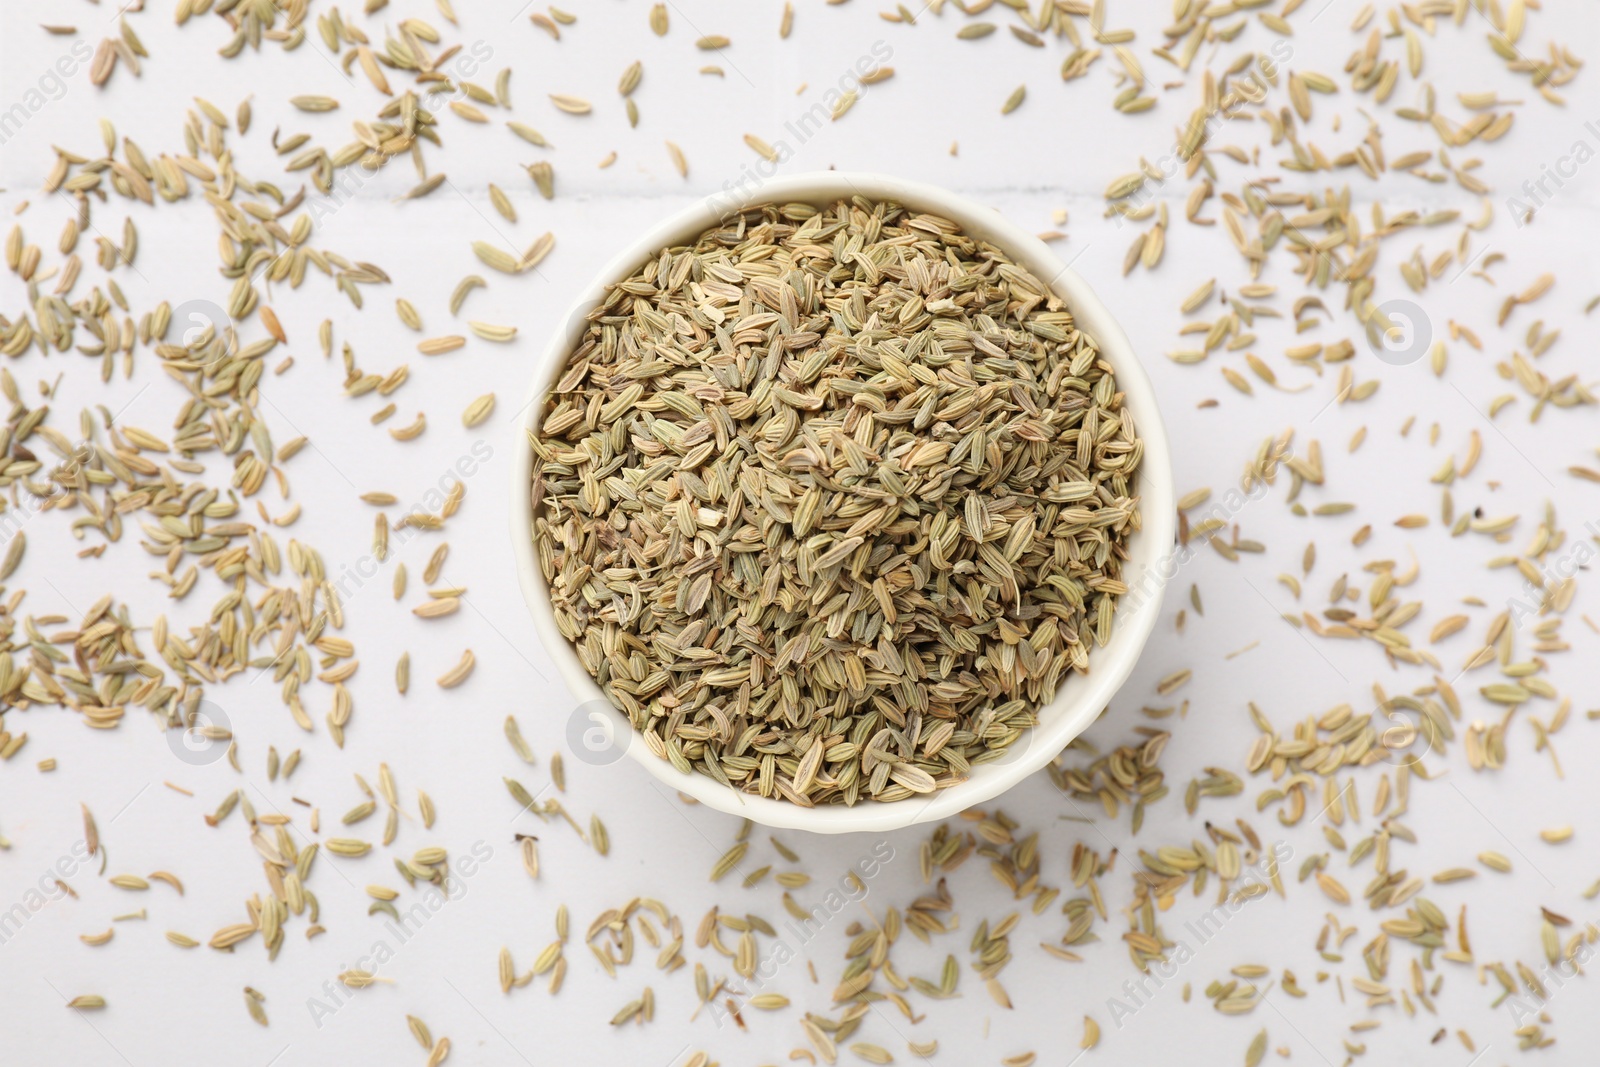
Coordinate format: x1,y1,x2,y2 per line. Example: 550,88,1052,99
509,171,1174,835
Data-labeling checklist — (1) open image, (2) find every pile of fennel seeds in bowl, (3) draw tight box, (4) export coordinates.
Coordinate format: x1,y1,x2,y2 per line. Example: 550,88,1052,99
528,196,1143,807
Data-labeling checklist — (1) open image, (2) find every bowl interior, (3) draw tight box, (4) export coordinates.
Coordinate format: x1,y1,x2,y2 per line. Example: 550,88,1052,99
510,172,1175,834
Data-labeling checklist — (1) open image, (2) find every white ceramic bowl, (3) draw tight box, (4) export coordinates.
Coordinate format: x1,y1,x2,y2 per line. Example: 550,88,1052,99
510,172,1174,835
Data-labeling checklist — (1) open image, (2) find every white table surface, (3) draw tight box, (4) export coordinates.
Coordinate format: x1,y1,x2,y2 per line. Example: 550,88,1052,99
2,1,1598,1065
